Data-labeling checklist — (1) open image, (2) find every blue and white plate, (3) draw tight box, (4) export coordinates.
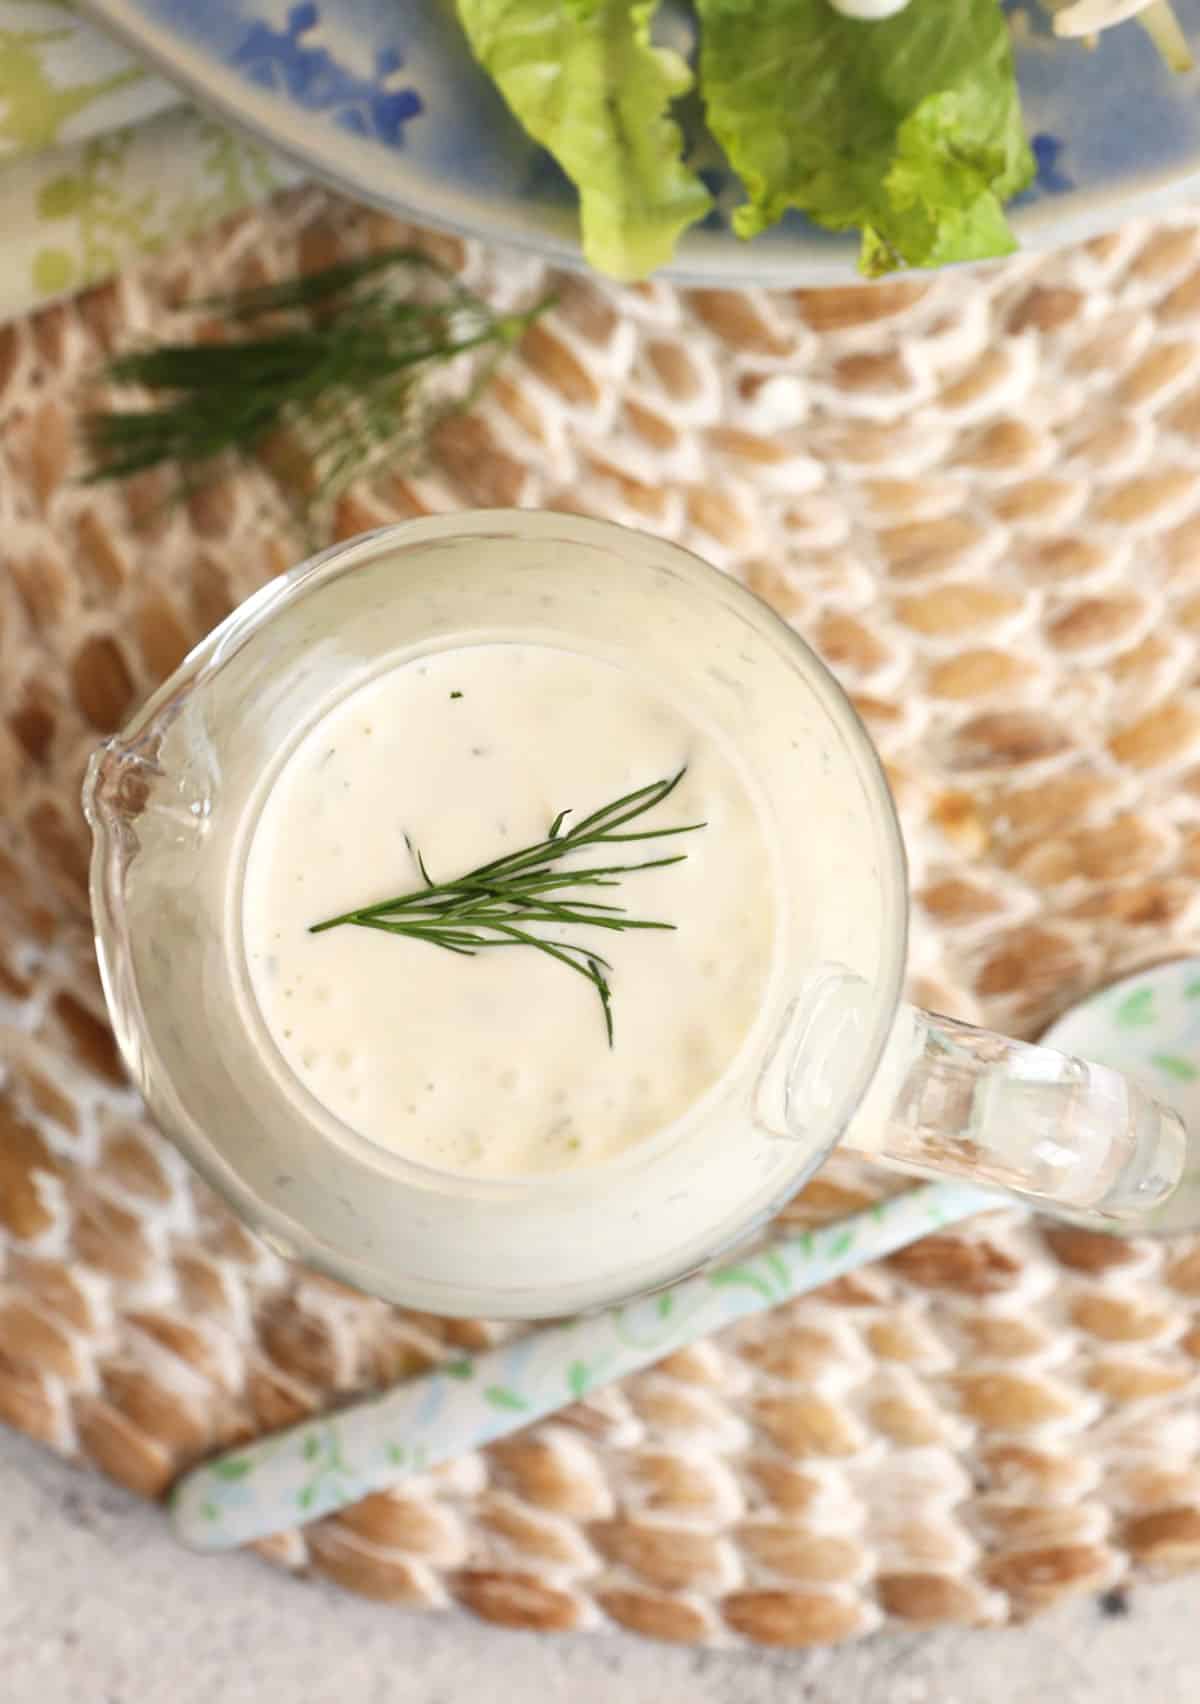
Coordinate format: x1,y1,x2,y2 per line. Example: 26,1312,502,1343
81,0,1200,284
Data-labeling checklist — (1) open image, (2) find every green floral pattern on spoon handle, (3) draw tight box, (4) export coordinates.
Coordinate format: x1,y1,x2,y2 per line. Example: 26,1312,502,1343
171,1180,996,1549
1042,956,1200,1236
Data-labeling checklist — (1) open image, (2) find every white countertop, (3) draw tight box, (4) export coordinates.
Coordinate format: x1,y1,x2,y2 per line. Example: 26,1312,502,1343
3,1426,1199,1704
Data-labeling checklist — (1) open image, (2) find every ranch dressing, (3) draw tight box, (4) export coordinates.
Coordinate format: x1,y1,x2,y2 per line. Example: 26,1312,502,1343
241,642,778,1178
110,511,900,1315
826,0,912,18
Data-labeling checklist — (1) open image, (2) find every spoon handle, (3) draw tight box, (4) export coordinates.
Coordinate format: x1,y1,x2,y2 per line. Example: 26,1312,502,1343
171,1179,996,1550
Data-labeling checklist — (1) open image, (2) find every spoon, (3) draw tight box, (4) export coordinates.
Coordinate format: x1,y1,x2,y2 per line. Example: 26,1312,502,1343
171,1179,997,1550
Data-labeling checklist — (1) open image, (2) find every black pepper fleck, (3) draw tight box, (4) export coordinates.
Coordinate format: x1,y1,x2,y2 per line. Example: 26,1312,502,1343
1098,1587,1131,1619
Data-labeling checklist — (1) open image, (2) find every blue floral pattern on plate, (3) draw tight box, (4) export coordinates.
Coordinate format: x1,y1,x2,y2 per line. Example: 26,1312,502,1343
81,0,1200,287
229,2,421,145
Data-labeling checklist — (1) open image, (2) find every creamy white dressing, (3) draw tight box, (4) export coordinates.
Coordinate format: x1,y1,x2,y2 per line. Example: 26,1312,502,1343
241,643,778,1178
827,0,912,18
826,0,1159,32
1050,0,1157,36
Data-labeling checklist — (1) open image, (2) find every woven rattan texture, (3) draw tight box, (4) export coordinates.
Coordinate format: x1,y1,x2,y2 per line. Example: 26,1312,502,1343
4,186,1200,1646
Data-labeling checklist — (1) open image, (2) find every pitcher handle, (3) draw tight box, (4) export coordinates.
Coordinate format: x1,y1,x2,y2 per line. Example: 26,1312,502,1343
841,1005,1185,1219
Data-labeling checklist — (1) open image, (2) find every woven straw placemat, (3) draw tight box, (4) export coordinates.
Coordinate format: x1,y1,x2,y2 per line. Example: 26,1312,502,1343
5,185,1200,1647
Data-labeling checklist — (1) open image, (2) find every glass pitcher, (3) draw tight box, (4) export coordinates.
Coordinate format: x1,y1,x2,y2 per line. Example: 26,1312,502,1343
84,512,1185,1318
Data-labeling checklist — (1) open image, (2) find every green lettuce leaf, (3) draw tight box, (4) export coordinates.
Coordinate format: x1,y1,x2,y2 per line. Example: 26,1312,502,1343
455,0,712,280
695,0,1034,275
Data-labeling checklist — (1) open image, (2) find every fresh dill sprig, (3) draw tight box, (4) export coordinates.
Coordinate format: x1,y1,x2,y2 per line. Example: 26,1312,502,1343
84,245,551,506
309,770,705,1046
